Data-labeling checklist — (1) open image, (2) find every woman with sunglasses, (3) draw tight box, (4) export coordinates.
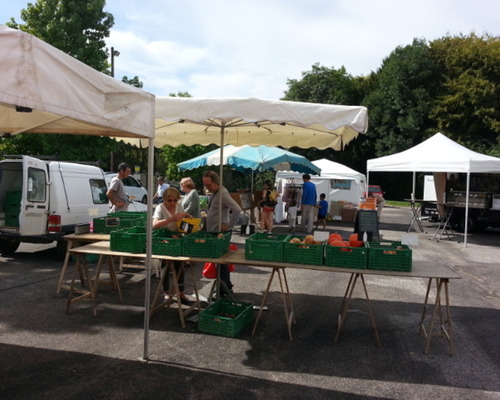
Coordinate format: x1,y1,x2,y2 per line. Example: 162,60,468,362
153,187,192,305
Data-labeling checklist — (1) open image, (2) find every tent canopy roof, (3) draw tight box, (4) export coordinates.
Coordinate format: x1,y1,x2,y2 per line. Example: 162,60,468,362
367,133,500,173
276,158,365,181
0,26,154,138
177,144,321,175
121,96,368,150
312,158,365,180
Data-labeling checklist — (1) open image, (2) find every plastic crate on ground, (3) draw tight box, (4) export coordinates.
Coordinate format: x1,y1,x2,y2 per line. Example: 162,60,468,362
198,299,254,337
367,241,412,272
283,237,325,265
325,244,368,269
245,232,291,262
183,231,231,258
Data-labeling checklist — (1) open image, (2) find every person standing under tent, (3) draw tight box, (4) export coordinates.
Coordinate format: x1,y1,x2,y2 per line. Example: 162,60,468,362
287,199,298,233
180,177,201,218
316,193,328,230
202,170,241,297
300,173,317,234
259,180,278,233
153,176,170,204
152,187,192,305
106,162,131,212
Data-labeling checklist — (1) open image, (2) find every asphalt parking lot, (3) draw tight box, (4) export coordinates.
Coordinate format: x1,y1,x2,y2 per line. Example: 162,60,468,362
1,206,499,400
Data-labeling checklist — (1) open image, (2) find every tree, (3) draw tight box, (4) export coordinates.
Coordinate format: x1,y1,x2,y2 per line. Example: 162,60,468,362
362,39,441,157
7,0,114,73
283,63,365,105
122,76,143,88
429,34,500,155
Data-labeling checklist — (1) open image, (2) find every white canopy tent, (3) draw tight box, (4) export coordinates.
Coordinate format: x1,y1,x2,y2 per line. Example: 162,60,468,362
275,158,366,222
0,26,156,359
367,132,500,245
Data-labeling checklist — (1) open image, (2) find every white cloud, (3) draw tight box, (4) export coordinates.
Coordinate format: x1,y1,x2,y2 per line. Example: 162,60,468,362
2,0,499,99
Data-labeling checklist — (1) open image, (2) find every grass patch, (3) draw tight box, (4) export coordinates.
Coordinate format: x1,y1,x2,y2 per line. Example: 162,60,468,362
386,200,411,207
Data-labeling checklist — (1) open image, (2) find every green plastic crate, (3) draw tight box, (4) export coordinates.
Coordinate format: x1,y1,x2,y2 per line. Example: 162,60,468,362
152,230,184,256
325,244,368,269
283,237,325,265
183,231,231,258
5,214,19,227
198,299,254,337
367,241,412,271
93,216,143,234
108,211,148,220
110,227,147,253
245,232,291,262
5,191,21,206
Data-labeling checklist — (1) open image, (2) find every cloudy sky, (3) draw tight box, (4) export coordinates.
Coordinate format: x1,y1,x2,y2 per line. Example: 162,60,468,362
2,0,499,100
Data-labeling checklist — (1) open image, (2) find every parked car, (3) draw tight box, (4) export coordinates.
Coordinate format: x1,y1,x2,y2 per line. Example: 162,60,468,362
367,185,384,197
105,173,148,204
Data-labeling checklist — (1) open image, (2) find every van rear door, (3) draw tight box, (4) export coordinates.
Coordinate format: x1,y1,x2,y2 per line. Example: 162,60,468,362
20,156,49,235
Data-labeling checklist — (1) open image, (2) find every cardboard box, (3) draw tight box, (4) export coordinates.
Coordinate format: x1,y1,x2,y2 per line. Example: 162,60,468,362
341,207,357,223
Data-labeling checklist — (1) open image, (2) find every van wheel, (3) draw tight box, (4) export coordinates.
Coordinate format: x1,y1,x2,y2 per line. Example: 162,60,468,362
456,214,481,232
55,240,67,260
0,239,20,256
141,195,147,204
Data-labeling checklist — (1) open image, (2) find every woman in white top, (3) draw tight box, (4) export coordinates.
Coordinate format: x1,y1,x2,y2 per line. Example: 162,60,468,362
153,187,192,304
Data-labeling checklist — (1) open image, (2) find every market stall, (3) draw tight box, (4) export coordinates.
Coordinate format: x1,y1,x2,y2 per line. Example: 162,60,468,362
275,158,366,223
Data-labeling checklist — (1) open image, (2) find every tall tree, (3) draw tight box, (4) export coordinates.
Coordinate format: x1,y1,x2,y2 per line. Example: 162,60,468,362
362,39,440,157
429,34,500,155
283,63,365,105
7,0,114,73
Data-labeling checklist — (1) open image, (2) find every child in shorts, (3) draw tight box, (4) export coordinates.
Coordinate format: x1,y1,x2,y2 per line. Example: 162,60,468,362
316,193,328,230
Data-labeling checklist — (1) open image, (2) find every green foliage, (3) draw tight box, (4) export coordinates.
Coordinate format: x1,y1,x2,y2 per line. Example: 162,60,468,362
283,63,365,105
7,0,114,73
362,39,441,157
429,34,500,154
122,76,143,88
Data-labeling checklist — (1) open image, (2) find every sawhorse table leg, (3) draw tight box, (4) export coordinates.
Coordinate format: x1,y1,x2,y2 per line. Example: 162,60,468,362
335,273,381,347
65,254,97,316
92,255,123,304
418,278,455,355
150,261,201,328
252,267,295,341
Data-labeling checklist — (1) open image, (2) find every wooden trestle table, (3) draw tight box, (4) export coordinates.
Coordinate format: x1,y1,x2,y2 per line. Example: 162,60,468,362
65,242,461,354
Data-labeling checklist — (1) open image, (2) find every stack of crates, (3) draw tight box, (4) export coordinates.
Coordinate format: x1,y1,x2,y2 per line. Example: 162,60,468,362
4,191,22,227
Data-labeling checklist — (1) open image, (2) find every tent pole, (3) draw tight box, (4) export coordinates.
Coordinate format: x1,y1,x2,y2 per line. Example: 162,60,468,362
142,137,155,361
464,172,470,247
412,171,416,200
218,126,225,231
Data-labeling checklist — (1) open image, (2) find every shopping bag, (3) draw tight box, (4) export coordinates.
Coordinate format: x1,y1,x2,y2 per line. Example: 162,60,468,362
202,262,217,279
202,244,238,278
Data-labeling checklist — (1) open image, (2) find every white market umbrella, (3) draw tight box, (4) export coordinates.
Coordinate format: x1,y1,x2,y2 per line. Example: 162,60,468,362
122,96,369,359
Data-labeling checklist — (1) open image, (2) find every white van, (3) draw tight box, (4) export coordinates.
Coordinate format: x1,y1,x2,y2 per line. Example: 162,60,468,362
0,156,110,257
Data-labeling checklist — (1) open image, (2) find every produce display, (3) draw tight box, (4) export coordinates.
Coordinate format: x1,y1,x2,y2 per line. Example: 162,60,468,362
244,232,412,271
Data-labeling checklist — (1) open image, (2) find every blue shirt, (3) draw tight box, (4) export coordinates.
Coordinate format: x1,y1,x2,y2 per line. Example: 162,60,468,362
301,181,317,205
318,199,328,217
